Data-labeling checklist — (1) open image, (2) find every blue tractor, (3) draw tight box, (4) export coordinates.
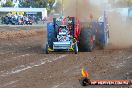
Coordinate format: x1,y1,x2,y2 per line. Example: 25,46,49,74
45,16,79,54
44,13,109,54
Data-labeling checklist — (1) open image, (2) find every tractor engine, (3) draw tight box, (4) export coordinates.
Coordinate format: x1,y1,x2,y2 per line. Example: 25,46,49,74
53,25,72,50
57,25,71,42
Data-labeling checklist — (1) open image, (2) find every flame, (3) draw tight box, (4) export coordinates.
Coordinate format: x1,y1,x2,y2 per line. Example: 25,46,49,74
82,68,89,78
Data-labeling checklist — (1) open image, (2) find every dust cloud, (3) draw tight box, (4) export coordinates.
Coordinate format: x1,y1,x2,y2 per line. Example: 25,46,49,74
58,0,132,49
63,0,93,21
108,12,132,49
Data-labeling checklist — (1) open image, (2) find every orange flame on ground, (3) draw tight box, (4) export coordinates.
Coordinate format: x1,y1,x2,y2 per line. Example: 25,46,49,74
82,68,89,78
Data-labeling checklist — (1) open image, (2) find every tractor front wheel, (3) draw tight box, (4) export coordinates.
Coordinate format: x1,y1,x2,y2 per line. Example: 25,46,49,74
74,43,78,54
46,44,49,54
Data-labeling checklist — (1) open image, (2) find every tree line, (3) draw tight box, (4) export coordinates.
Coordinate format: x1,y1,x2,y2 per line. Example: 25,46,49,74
1,0,56,13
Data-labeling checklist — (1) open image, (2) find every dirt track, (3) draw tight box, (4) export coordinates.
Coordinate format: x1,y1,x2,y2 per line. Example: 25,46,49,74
0,26,132,88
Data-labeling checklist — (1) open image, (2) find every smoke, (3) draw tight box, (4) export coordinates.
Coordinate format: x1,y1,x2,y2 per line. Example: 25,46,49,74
62,0,109,20
63,0,92,21
59,0,132,49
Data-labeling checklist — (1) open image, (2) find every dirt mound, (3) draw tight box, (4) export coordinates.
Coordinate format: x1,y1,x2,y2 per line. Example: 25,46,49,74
0,30,43,40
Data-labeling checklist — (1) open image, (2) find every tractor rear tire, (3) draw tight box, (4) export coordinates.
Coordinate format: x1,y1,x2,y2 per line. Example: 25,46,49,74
79,28,94,52
47,22,56,49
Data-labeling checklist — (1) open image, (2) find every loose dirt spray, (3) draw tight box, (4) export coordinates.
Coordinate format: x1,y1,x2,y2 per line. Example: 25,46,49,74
108,11,132,49
58,0,132,49
89,0,132,49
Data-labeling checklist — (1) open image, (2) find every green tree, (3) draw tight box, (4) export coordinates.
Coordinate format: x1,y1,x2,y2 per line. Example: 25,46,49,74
2,0,14,7
127,0,132,6
113,0,132,7
128,0,132,3
19,0,55,14
54,1,61,13
19,0,55,8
